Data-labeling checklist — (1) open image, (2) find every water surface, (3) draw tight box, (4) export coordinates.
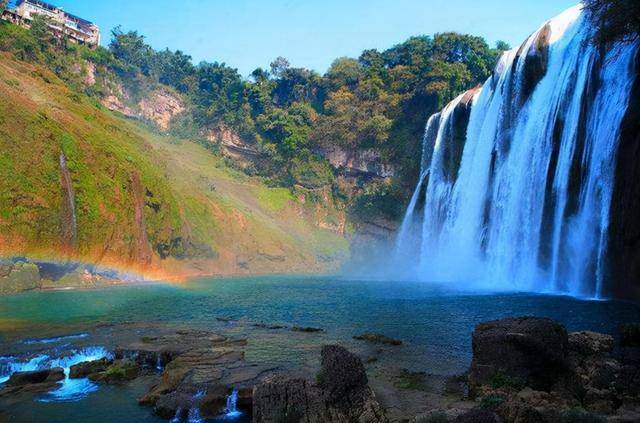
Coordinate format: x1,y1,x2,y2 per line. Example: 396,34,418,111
1,276,638,422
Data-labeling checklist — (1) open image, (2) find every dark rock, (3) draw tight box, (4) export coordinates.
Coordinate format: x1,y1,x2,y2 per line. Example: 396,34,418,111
253,376,325,422
291,326,324,333
115,346,180,368
608,50,640,301
353,333,402,346
441,87,479,182
620,323,640,347
454,408,502,423
568,331,614,356
69,358,113,379
517,23,551,103
469,317,569,392
6,367,64,386
154,391,193,420
253,322,286,330
317,345,368,401
253,345,387,422
199,386,253,418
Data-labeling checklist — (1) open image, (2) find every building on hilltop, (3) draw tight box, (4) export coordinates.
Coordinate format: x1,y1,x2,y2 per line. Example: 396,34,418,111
1,0,100,47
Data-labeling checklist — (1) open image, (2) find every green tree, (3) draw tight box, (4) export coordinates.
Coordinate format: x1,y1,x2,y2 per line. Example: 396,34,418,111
29,14,54,49
109,26,156,76
326,57,363,90
156,49,194,92
269,56,290,78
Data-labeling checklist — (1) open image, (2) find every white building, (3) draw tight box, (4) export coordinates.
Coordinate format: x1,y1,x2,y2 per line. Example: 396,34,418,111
2,0,100,47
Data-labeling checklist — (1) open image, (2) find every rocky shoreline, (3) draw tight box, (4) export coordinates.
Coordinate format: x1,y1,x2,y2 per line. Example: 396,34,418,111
1,317,639,422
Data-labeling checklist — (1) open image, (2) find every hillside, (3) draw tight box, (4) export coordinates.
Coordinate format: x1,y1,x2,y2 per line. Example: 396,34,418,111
0,51,348,284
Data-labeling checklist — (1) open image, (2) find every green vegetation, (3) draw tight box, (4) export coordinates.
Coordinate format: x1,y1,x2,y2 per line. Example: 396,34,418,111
585,0,640,44
0,24,349,276
415,413,448,423
0,19,508,223
489,372,525,390
393,369,428,391
479,394,506,410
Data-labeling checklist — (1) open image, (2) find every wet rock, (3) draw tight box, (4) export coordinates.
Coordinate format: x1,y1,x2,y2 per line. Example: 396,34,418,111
354,333,402,346
69,358,113,379
620,323,640,348
253,345,387,422
517,23,551,102
138,329,276,419
6,367,64,386
569,331,614,356
0,367,65,396
470,318,640,421
608,50,640,301
291,326,324,333
153,391,193,420
317,345,368,401
253,322,286,330
470,317,569,392
89,360,140,383
453,408,502,423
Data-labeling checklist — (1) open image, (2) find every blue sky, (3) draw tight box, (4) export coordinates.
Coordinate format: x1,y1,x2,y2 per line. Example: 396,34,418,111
46,0,577,76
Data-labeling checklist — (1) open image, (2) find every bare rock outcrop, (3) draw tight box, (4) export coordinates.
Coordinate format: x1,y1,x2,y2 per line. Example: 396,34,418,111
138,90,184,130
253,345,388,422
469,316,569,392
468,317,640,422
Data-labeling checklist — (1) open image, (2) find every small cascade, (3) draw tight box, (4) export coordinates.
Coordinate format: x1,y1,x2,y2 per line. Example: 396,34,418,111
393,5,639,298
168,389,207,423
0,347,112,402
170,408,183,423
224,388,241,418
59,153,77,250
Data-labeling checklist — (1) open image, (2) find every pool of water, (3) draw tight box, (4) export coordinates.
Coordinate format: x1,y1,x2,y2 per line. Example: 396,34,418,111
1,276,639,422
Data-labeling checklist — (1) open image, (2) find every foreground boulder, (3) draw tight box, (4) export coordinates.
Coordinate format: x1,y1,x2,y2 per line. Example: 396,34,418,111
0,367,65,396
69,358,113,379
253,345,387,422
469,317,569,392
468,317,640,422
6,368,64,386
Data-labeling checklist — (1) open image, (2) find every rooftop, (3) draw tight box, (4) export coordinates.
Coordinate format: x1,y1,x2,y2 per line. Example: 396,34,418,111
15,0,96,26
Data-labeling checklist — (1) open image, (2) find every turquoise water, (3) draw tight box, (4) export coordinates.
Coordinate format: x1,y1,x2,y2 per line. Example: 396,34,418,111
1,276,639,422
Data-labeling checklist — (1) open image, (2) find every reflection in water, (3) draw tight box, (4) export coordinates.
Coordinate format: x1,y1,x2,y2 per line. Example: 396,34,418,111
0,277,639,422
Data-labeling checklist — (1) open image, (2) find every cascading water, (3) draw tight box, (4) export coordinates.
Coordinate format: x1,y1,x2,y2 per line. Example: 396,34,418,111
224,388,242,419
394,5,638,298
0,347,112,402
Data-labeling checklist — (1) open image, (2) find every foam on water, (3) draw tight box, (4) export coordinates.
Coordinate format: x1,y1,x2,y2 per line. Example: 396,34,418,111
393,5,639,298
0,346,112,402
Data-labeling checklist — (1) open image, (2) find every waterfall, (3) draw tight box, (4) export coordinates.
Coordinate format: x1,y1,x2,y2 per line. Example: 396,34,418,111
0,347,112,402
224,388,242,418
394,5,638,298
59,153,77,250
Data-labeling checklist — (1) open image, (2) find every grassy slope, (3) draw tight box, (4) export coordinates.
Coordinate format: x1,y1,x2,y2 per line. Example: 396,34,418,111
0,53,348,279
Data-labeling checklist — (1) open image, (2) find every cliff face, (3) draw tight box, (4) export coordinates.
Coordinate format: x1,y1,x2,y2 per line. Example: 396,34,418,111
0,53,349,290
394,6,640,300
608,50,640,300
321,145,395,179
101,83,184,131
